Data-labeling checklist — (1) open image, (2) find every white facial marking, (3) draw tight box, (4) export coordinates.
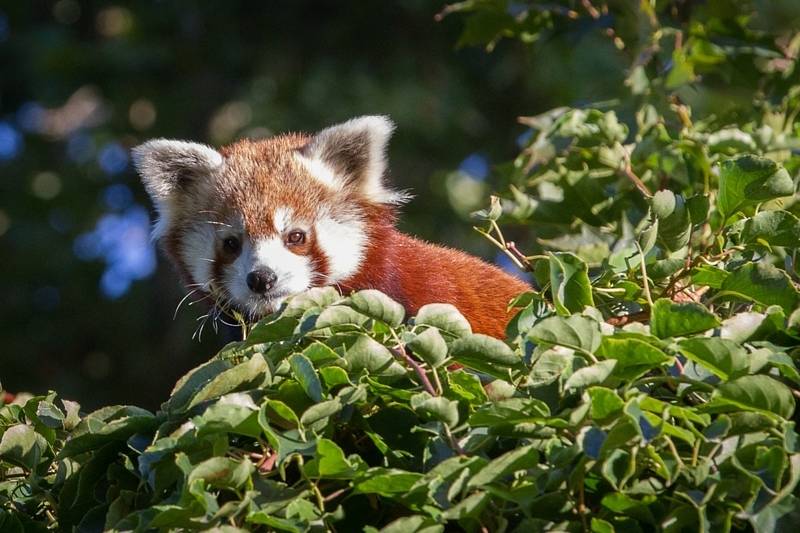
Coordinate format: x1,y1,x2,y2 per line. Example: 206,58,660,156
273,207,293,234
294,153,340,191
180,222,217,287
315,213,366,282
253,237,313,294
222,236,314,316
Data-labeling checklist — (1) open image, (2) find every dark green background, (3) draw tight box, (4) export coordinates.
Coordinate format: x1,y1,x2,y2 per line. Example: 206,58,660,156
0,1,666,409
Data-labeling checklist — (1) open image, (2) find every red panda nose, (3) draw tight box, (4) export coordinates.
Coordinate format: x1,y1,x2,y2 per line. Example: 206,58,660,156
246,268,277,294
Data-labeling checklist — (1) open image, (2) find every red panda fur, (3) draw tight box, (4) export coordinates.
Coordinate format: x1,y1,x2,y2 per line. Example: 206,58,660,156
340,206,530,338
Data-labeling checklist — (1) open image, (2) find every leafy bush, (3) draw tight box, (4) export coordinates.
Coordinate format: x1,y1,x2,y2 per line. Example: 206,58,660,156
4,1,800,532
2,272,800,531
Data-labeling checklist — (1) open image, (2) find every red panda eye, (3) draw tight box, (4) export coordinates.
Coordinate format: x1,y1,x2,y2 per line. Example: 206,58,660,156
222,236,241,255
286,231,306,245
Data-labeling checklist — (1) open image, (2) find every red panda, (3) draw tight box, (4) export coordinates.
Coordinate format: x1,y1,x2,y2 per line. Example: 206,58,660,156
132,116,529,338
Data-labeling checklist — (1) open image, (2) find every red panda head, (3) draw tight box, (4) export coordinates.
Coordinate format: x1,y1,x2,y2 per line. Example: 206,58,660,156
133,116,406,320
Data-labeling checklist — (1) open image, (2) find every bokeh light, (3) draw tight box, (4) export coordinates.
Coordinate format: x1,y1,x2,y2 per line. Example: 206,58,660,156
31,172,62,200
458,153,489,181
97,142,128,175
0,121,23,161
129,99,157,131
73,205,156,299
16,102,46,133
96,6,133,38
66,132,95,164
102,183,134,211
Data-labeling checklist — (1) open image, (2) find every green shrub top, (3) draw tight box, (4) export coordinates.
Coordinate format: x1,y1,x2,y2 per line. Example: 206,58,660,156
2,269,800,531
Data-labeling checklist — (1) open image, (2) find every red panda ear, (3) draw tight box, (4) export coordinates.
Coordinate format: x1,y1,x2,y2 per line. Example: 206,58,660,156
298,116,409,204
132,139,223,202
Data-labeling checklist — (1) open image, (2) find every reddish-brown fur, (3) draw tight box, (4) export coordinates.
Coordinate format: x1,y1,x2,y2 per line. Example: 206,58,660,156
339,206,531,338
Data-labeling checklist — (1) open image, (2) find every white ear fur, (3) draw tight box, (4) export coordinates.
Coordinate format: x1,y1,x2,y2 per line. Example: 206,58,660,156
131,139,224,202
298,115,408,204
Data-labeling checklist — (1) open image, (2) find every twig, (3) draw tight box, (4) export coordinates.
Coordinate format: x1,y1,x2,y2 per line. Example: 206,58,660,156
324,488,348,503
444,425,466,456
621,148,653,198
506,241,534,271
392,345,436,397
635,242,654,308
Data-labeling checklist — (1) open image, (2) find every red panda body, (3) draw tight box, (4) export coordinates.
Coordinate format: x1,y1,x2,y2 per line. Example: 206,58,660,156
341,219,529,338
133,116,529,339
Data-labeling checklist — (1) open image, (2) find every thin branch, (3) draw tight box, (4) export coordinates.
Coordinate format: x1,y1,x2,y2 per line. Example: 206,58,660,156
392,345,436,397
621,148,653,198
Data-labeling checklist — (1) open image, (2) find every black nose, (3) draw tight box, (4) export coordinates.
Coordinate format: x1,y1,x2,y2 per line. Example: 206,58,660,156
246,268,277,294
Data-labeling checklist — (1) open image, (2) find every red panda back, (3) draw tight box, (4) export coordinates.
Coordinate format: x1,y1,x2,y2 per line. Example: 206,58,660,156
340,219,529,338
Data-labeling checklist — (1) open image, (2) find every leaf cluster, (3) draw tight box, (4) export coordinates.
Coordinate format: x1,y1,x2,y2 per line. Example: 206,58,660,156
2,284,800,531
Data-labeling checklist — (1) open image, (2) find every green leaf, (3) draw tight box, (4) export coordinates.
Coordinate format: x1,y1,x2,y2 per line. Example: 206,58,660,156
188,353,269,409
348,289,405,327
587,387,625,420
717,156,795,220
281,287,341,318
378,515,443,533
665,50,696,88
651,190,691,251
591,517,615,533
247,316,298,344
414,303,472,338
677,337,749,381
305,438,355,479
58,406,157,458
686,194,710,225
35,401,65,429
708,375,795,419
564,360,617,390
314,305,369,329
344,334,404,376
450,333,520,368
720,262,800,314
164,359,233,414
319,366,351,389
354,468,424,496
299,399,342,427
650,298,720,339
406,327,448,368
732,210,800,248
441,491,490,519
288,354,323,402
260,399,301,430
410,393,460,427
0,424,49,469
691,265,729,289
529,314,601,353
597,336,672,380
470,398,550,428
187,457,254,489
466,445,538,487
548,252,594,315
447,370,488,404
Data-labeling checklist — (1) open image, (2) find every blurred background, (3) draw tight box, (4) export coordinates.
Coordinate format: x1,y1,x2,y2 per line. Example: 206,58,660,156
0,1,683,410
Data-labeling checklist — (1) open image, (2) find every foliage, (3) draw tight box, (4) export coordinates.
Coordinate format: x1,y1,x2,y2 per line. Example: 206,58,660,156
1,281,800,531
4,1,800,531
